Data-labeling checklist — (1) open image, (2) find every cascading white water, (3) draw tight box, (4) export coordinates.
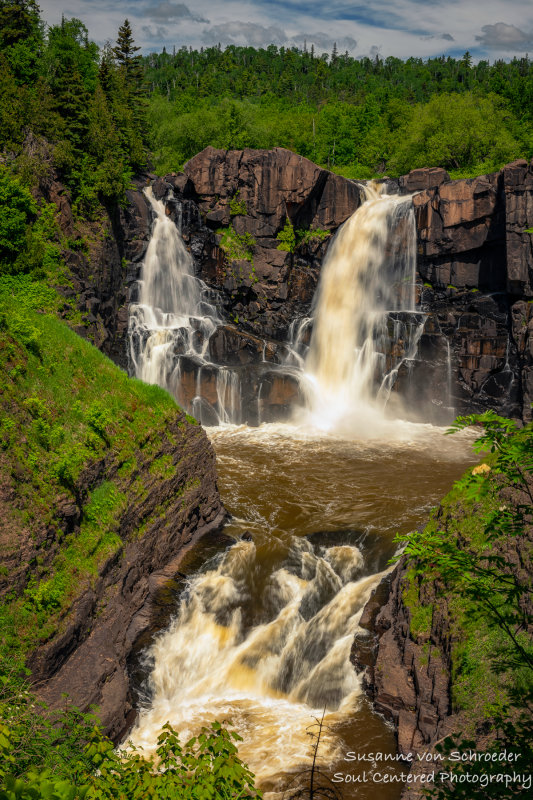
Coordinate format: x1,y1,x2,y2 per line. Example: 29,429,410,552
129,188,245,424
129,188,217,376
294,183,426,433
127,535,383,791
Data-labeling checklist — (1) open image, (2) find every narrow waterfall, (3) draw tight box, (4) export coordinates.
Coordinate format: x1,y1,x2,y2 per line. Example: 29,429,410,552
297,183,426,431
128,189,242,423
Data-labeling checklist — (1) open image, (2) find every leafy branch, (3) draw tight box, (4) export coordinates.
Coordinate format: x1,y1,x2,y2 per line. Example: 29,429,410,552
395,411,533,672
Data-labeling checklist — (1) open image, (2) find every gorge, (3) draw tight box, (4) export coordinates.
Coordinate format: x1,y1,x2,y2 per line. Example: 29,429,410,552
116,150,521,796
3,146,531,799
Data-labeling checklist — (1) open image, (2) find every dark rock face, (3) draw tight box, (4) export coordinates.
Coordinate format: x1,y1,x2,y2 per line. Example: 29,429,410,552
48,146,532,422
180,147,360,342
404,162,533,420
354,473,533,798
37,171,153,371
354,565,454,760
154,151,532,422
32,414,225,742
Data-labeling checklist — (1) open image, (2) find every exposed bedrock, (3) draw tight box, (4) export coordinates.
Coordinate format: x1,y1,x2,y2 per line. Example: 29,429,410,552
31,415,225,742
45,145,532,421
123,149,533,422
353,470,533,797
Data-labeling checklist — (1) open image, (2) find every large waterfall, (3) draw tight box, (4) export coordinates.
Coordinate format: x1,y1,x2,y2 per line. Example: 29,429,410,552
292,183,425,432
124,181,474,797
128,183,428,432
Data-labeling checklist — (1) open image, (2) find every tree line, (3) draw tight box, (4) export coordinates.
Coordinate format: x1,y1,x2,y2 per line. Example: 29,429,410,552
144,44,533,177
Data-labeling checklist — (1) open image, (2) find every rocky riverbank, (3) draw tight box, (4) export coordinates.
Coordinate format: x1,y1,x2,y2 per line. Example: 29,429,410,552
353,449,533,797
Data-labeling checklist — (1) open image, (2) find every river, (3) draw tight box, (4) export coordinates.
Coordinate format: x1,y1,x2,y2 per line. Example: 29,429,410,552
127,421,475,798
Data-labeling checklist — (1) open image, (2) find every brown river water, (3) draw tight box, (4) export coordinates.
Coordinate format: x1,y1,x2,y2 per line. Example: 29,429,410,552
127,420,477,799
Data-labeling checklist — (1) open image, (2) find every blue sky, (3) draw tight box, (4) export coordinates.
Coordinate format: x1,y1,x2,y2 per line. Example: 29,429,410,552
37,0,533,60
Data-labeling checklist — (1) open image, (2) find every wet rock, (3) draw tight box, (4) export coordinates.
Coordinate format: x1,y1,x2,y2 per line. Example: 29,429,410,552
257,370,302,422
209,325,267,365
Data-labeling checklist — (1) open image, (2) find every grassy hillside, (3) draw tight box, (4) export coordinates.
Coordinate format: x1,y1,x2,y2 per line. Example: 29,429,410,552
0,275,192,670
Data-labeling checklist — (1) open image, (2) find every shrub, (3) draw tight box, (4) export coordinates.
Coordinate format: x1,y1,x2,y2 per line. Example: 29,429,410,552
276,217,296,252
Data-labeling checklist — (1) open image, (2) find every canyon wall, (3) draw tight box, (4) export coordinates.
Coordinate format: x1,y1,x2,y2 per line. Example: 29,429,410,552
31,412,225,741
353,468,533,797
103,148,533,423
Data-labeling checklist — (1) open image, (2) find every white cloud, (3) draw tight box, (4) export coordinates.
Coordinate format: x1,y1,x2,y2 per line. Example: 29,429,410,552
149,3,209,24
35,0,533,60
201,22,286,47
475,22,533,50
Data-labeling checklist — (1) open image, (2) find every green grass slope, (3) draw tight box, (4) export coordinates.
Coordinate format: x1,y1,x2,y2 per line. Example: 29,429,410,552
0,276,197,670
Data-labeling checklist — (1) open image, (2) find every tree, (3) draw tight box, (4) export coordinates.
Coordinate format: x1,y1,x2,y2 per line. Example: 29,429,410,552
112,19,142,88
112,19,146,151
0,167,36,273
0,0,43,83
388,92,520,174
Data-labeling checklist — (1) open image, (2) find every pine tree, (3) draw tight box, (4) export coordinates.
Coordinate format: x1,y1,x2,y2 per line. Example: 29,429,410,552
113,19,141,84
0,0,41,48
111,18,146,161
98,42,114,97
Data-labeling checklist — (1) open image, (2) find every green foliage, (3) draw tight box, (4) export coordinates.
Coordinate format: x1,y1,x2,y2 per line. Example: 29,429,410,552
297,227,331,246
0,168,36,272
0,282,184,665
396,410,533,728
229,192,247,216
0,719,261,800
0,671,261,800
395,412,533,796
143,46,532,176
402,569,433,637
388,93,520,174
276,219,330,252
0,0,43,84
399,412,533,674
0,5,146,206
217,227,255,262
276,218,296,252
425,689,533,799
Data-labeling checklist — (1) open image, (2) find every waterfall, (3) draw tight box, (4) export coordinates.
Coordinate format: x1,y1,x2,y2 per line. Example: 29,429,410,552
128,182,428,430
296,183,425,432
128,189,243,423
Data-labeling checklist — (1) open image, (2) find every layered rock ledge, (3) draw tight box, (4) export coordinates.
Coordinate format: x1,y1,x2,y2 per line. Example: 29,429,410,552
107,149,533,422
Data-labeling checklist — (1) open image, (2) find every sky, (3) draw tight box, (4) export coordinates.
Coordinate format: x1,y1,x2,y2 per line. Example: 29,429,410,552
37,0,533,61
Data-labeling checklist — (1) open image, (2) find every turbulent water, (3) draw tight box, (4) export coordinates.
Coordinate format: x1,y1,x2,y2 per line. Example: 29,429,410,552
129,182,436,431
290,184,427,434
128,188,221,404
127,423,476,798
126,181,474,797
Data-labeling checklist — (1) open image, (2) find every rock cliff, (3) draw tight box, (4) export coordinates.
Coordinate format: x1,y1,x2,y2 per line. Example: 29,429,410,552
353,465,533,797
0,306,225,742
32,413,225,741
110,148,533,423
